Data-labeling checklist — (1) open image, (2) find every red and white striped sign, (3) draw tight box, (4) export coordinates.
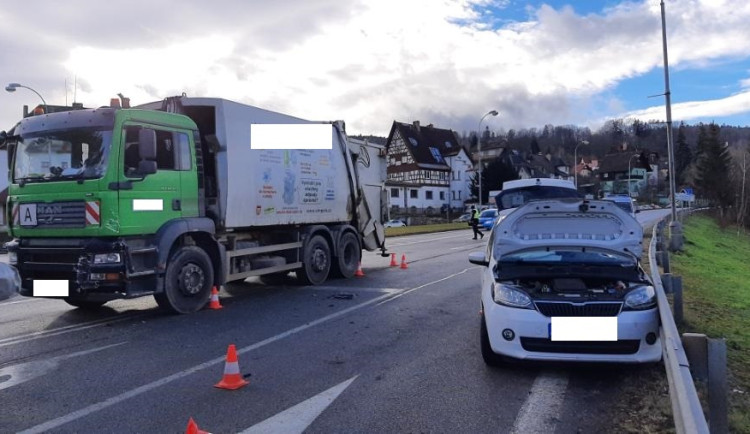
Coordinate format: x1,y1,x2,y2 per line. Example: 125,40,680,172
85,201,100,226
12,203,19,225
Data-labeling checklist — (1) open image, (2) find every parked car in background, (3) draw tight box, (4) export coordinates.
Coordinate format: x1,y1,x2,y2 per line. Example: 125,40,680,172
384,219,407,228
453,213,472,223
469,199,661,365
478,209,499,230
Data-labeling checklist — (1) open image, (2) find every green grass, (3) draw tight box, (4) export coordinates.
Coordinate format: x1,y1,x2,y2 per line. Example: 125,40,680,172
670,215,750,432
384,222,470,237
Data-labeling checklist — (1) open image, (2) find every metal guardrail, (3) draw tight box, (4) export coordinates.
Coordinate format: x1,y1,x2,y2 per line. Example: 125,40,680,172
649,220,709,433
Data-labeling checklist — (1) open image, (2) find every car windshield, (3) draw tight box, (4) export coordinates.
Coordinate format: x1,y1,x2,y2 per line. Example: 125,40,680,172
496,186,583,211
13,127,112,183
496,247,636,267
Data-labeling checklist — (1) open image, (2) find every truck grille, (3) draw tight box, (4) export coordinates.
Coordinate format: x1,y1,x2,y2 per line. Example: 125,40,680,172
534,301,622,317
33,201,87,228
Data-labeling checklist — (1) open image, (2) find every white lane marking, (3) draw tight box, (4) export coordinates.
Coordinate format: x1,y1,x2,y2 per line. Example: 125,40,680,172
239,376,358,434
510,371,569,434
0,342,127,391
386,233,466,247
19,272,467,434
0,297,41,306
304,286,400,294
376,267,474,306
0,313,147,349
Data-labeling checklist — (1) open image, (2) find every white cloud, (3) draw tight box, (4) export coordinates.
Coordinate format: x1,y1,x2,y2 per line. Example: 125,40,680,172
2,0,750,136
621,89,750,123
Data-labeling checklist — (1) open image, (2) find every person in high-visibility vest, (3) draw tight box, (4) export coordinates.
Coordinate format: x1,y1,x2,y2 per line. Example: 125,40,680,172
470,205,484,240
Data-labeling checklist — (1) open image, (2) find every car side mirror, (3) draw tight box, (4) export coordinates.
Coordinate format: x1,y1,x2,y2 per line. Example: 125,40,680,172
468,251,489,267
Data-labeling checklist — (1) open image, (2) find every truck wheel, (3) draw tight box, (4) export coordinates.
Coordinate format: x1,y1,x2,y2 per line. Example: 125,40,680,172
64,298,107,310
155,246,214,314
297,235,331,286
332,232,361,279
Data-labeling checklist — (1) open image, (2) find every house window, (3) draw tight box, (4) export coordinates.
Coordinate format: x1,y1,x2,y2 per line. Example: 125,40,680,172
440,191,445,200
426,191,433,200
391,188,399,198
410,190,418,199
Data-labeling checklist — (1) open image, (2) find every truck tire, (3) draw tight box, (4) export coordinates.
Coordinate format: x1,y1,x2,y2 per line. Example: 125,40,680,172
154,246,214,314
64,297,107,310
297,235,331,286
332,232,361,279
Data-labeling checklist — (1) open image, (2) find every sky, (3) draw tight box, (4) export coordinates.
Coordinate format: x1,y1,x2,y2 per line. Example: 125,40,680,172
1,0,750,137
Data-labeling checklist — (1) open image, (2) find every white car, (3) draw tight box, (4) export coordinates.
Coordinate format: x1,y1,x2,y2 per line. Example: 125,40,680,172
603,194,639,218
491,178,582,229
383,219,407,228
469,199,662,364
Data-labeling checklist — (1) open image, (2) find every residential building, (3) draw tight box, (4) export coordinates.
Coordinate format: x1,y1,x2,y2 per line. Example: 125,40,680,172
597,152,652,197
385,121,470,212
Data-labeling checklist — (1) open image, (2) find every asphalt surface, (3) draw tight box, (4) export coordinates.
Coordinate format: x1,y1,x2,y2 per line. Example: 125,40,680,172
0,209,672,433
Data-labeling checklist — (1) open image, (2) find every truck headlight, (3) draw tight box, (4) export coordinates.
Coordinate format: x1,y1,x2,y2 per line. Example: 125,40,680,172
624,285,656,310
492,283,533,309
93,253,122,264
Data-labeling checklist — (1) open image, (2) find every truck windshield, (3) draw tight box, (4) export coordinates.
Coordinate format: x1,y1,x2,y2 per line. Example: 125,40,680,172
13,127,112,183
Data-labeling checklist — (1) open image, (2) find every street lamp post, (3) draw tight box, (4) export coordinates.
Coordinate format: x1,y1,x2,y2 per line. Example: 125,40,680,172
574,140,589,188
477,110,498,208
627,153,639,197
5,82,48,114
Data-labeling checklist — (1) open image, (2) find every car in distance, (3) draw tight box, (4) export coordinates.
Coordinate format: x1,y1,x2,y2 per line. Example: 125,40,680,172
383,219,407,228
453,213,472,223
490,178,582,228
603,194,639,218
478,208,498,230
469,198,662,364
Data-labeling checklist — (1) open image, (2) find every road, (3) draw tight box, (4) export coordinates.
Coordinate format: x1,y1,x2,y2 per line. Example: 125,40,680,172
0,209,671,433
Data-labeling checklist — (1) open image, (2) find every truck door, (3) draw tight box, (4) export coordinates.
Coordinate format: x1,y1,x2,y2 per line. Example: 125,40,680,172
117,125,185,235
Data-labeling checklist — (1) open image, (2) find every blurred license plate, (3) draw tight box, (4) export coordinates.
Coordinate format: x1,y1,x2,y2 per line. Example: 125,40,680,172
549,317,617,341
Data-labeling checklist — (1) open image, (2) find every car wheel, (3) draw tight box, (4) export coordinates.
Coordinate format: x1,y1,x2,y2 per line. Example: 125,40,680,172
481,315,504,366
64,297,107,310
154,246,214,314
297,235,331,286
331,232,361,279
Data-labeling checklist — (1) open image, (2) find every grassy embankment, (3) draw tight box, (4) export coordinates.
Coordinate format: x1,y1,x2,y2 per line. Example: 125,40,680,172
670,214,750,432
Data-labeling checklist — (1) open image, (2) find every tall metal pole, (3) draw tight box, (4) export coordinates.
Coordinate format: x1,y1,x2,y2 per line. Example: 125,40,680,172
661,0,682,250
477,110,498,208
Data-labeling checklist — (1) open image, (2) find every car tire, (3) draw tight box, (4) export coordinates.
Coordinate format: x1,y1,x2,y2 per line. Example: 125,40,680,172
481,315,505,367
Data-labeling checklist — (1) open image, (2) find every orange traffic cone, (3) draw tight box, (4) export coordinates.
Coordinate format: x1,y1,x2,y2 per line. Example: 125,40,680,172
354,262,365,277
215,344,249,390
389,253,398,267
400,254,408,269
207,286,223,310
186,417,210,434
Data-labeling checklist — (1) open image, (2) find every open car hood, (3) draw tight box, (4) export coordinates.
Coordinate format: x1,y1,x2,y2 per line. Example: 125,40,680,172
493,199,643,258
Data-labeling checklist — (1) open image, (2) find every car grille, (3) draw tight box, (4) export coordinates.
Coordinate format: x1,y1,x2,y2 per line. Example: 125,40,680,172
520,338,640,354
534,301,622,317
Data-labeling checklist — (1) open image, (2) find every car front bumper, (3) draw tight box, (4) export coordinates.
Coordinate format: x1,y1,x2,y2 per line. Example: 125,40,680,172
483,298,662,363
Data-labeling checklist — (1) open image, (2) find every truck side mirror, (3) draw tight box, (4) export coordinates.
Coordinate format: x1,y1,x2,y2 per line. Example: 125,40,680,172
138,129,157,161
137,160,157,175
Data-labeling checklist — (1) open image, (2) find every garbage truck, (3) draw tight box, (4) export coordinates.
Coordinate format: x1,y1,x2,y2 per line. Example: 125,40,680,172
1,96,387,313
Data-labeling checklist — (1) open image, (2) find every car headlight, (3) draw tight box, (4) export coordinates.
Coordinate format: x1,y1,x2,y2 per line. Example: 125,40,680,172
492,283,533,309
624,285,656,310
93,253,122,264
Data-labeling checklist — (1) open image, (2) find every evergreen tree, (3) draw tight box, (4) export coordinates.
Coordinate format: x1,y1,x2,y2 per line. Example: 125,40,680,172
470,158,518,204
695,123,733,212
530,136,541,155
674,122,692,185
